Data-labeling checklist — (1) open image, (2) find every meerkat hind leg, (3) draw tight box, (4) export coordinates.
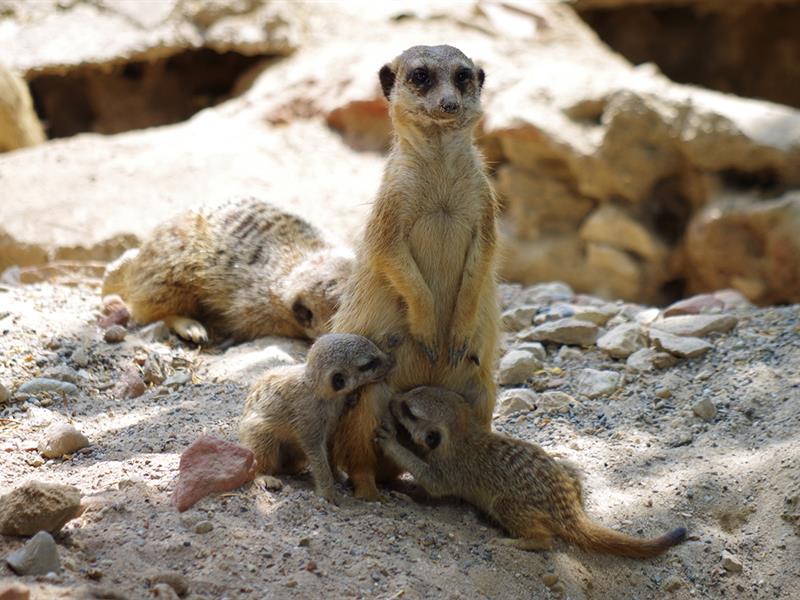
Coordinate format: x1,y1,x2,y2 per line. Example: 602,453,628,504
163,315,209,344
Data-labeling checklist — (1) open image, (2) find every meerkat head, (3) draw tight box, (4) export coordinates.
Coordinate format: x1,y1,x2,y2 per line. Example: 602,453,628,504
379,45,485,131
306,333,393,400
282,248,354,339
390,386,472,456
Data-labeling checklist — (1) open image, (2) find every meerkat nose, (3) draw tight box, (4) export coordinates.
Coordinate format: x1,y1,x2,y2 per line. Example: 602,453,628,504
439,97,460,114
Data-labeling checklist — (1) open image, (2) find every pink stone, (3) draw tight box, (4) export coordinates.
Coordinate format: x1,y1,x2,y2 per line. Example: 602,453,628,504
663,294,723,317
0,584,30,600
101,294,127,315
99,307,130,329
172,436,256,512
114,367,145,399
713,289,752,310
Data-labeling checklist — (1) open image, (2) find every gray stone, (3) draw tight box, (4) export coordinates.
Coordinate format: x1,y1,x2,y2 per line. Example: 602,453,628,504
17,378,78,397
597,323,643,358
70,346,90,368
497,350,542,386
41,365,81,384
6,531,60,575
650,314,738,337
511,341,547,361
164,371,191,388
522,318,599,347
37,423,90,458
568,303,619,326
194,520,213,534
137,321,171,343
577,369,620,399
649,329,712,358
500,305,536,331
0,481,82,536
521,282,573,304
721,550,743,573
142,352,167,385
103,324,127,343
537,391,576,414
692,398,717,421
625,348,677,372
496,388,537,417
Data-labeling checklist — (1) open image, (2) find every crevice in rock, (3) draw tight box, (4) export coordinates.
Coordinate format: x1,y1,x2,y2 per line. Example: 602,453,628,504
576,3,800,108
27,48,271,139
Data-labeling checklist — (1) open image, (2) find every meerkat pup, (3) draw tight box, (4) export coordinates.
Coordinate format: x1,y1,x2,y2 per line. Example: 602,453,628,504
239,334,393,504
376,387,687,558
102,197,353,344
332,45,500,500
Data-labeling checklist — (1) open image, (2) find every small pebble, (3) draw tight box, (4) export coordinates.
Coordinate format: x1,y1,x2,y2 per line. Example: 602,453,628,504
103,325,127,343
5,531,61,575
721,550,743,573
37,423,90,458
194,521,213,534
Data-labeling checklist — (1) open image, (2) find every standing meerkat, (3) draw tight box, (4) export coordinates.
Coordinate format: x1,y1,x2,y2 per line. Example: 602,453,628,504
239,333,393,504
376,387,687,558
102,197,353,344
331,45,500,500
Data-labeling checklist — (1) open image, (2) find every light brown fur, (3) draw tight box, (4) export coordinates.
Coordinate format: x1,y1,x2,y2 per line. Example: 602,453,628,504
331,45,500,500
239,334,392,504
102,197,353,344
376,387,687,558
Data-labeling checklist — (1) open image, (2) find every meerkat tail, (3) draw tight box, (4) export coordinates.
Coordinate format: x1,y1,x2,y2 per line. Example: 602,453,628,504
564,517,687,559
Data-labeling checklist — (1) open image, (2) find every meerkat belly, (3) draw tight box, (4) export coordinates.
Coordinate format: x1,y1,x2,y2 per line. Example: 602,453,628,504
409,211,472,334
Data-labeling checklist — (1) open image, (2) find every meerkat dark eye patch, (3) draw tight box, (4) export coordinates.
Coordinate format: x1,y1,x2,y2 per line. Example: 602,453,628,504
358,357,381,372
331,372,346,391
477,68,485,90
455,68,473,89
409,67,431,87
379,64,396,100
292,300,313,327
425,430,441,450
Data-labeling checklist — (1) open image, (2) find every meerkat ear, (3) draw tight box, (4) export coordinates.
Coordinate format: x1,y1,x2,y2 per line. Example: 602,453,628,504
379,64,396,100
477,67,485,90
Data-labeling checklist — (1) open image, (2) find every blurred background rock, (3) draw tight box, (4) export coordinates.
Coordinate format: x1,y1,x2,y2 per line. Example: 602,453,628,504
1,0,798,305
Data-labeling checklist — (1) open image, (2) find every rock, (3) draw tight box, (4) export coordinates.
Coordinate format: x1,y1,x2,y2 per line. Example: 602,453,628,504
511,342,547,361
17,378,78,397
151,583,180,600
38,423,90,458
0,583,30,600
41,365,81,384
500,305,536,331
204,337,306,385
497,351,542,386
721,550,743,573
692,398,717,422
650,314,738,337
597,323,643,358
541,572,559,587
496,389,537,416
567,303,619,325
686,193,800,305
584,242,642,301
0,382,9,404
142,352,167,385
164,371,191,388
103,324,127,343
713,289,752,311
577,369,620,399
5,531,60,575
0,481,82,536
537,391,576,414
662,575,682,592
99,307,130,329
70,346,90,368
194,520,213,534
520,282,573,305
522,318,599,347
137,321,171,344
115,367,146,399
663,293,724,317
580,204,666,262
172,436,257,512
147,572,189,598
257,475,284,492
0,64,45,154
649,329,712,358
533,304,575,325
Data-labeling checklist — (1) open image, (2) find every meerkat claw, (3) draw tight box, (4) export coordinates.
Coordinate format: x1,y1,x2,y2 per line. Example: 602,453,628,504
448,343,467,366
416,340,438,364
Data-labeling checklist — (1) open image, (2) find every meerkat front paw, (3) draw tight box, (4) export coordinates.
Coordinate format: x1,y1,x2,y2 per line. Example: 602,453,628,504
165,316,209,345
412,333,439,364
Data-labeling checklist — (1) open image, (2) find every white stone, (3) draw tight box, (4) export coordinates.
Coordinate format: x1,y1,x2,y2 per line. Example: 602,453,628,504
521,318,599,347
37,423,89,458
597,323,643,358
537,391,576,413
692,398,717,421
497,350,542,386
626,348,678,372
649,329,712,358
501,305,536,331
650,314,738,337
577,369,620,399
496,388,537,416
511,341,546,361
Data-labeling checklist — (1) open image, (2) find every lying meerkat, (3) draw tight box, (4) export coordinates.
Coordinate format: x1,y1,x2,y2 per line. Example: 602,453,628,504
102,197,353,344
239,333,393,504
376,387,687,558
332,44,500,500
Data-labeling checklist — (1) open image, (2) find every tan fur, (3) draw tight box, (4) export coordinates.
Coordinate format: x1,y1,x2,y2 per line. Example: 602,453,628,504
239,334,392,504
377,387,687,558
102,197,353,343
331,45,500,500
0,64,46,152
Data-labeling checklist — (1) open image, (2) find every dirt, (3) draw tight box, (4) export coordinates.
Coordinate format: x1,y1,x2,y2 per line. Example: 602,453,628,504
1,277,798,599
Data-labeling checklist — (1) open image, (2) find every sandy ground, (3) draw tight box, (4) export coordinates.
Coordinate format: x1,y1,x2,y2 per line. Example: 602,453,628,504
0,279,799,599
